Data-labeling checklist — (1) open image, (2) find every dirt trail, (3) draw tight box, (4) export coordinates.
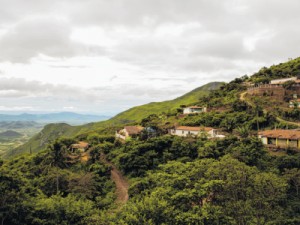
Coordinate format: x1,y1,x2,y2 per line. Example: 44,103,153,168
100,153,129,204
239,91,300,127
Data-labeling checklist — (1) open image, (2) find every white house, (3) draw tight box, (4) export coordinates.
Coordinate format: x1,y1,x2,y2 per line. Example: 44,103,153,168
169,126,225,138
183,106,207,114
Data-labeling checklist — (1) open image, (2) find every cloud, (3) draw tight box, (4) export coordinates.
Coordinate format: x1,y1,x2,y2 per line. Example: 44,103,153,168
0,17,105,63
0,77,100,100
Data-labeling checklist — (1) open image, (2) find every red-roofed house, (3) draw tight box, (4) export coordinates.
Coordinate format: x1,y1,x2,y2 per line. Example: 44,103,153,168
258,129,300,149
169,126,225,138
116,126,144,140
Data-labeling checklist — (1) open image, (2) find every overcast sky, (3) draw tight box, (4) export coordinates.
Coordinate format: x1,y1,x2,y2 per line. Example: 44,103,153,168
0,0,299,115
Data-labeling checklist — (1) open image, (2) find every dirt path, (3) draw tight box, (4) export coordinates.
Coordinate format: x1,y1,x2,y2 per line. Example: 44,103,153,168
100,153,129,204
239,91,300,127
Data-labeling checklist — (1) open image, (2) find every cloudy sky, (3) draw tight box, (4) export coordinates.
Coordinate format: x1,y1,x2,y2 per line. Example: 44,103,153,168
0,0,299,115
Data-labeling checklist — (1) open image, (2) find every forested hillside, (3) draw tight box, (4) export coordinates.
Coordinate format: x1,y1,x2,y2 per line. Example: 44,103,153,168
1,58,300,224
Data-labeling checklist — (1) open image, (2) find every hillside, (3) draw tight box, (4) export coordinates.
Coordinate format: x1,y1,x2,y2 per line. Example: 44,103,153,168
111,82,223,123
9,82,222,157
0,121,41,129
7,123,82,157
0,130,22,138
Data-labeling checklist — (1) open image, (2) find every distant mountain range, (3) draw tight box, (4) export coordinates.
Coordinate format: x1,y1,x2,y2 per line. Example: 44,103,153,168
0,112,110,125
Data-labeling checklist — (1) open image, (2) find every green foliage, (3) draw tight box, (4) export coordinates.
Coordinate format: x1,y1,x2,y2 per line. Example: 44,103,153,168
251,57,300,81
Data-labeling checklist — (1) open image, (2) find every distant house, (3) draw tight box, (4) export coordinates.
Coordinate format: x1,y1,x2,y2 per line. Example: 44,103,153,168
258,129,300,150
169,126,225,138
183,106,207,114
289,99,300,108
116,126,144,140
71,141,89,152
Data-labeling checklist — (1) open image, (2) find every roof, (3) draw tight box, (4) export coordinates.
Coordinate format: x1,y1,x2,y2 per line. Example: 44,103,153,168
186,106,204,109
175,126,214,132
124,126,144,135
259,130,300,140
71,141,89,149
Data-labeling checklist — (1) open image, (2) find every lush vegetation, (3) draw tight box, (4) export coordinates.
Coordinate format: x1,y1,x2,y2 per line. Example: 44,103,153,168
2,58,300,224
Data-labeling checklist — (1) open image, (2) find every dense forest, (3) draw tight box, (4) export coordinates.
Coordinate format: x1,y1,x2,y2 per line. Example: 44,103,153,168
1,58,300,224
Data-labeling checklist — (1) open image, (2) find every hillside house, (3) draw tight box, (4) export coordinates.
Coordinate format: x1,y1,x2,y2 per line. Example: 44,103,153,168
169,126,225,138
116,126,144,140
183,106,207,114
258,129,300,150
71,141,89,152
289,99,300,108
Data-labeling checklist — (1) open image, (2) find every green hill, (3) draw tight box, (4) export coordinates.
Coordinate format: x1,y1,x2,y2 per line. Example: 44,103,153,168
110,82,223,123
9,82,222,157
8,123,82,157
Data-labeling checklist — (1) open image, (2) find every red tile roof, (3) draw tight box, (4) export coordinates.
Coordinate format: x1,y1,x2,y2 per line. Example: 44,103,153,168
175,126,214,132
124,126,144,135
259,130,300,140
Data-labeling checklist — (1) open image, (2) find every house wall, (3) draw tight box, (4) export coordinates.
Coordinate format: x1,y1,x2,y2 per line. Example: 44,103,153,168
261,137,268,145
183,107,207,114
289,140,298,148
183,108,192,114
277,139,288,148
170,129,199,137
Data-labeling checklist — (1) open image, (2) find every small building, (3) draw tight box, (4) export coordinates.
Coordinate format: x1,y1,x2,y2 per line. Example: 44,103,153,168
183,106,207,114
169,126,225,138
116,126,144,140
71,141,89,152
258,130,300,150
289,99,300,108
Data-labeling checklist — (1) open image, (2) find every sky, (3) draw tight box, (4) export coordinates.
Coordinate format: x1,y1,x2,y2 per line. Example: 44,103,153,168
0,0,300,115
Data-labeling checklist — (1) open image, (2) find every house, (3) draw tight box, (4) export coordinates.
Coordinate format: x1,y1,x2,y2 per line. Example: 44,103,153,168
169,126,225,138
289,99,300,108
258,129,300,150
115,126,144,140
71,141,89,152
183,106,207,114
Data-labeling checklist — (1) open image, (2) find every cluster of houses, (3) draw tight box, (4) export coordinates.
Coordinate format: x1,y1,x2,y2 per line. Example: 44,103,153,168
115,105,225,141
114,104,300,151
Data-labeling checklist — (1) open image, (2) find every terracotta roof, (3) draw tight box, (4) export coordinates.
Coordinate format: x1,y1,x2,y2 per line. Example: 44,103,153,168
187,106,203,109
71,141,89,149
124,126,144,135
175,126,214,132
259,130,300,140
